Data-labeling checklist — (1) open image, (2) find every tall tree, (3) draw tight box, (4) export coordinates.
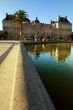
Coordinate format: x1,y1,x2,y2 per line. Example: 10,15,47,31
14,9,30,40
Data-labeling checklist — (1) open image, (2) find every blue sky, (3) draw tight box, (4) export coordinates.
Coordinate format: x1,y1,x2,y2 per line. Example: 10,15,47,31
0,0,73,30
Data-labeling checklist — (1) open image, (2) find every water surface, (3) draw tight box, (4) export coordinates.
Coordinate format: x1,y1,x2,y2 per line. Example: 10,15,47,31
25,43,73,110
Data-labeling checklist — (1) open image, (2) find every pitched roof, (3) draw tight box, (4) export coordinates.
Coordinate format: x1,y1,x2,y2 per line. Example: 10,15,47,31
4,13,15,20
51,20,57,24
3,13,30,23
58,16,70,23
34,17,40,23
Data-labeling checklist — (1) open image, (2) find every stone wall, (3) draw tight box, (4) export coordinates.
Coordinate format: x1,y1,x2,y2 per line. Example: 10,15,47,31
2,19,72,40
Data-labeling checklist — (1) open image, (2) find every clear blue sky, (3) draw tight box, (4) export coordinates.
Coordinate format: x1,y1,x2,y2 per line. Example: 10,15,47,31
0,0,73,30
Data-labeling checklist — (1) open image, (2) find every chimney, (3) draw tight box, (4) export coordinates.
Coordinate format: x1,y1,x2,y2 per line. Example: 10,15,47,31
65,16,67,19
57,15,60,21
6,13,8,17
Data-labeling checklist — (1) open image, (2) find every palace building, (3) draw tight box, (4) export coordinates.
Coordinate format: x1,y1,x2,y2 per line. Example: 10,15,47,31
2,13,72,40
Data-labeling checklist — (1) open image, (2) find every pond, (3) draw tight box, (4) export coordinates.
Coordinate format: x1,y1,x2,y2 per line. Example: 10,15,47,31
25,43,73,110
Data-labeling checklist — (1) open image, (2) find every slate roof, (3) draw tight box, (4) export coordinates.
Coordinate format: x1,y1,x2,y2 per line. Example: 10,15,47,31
3,13,15,20
34,17,40,23
51,20,57,24
58,17,70,23
3,13,30,22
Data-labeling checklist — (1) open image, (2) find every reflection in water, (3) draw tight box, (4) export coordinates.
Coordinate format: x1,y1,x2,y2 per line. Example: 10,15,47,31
26,43,71,61
25,43,73,110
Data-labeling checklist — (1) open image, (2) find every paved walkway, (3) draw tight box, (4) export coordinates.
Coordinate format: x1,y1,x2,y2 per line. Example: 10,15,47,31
0,43,19,110
12,43,56,110
0,43,12,56
0,41,55,110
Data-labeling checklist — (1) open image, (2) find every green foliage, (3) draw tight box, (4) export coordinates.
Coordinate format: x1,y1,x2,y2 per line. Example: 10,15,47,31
0,31,8,40
14,9,30,40
14,9,30,23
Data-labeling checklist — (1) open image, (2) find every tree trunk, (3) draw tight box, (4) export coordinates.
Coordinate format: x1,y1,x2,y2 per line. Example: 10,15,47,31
19,23,22,40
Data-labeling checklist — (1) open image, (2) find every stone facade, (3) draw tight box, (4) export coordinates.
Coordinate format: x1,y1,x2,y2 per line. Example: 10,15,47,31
2,14,72,40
